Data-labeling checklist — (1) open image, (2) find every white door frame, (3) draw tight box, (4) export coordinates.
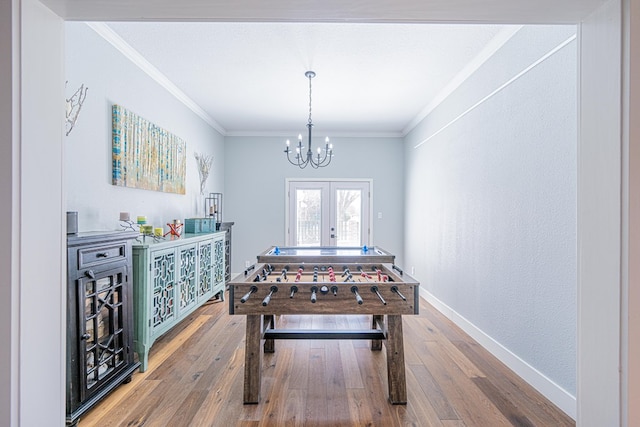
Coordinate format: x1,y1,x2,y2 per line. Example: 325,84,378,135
285,178,373,246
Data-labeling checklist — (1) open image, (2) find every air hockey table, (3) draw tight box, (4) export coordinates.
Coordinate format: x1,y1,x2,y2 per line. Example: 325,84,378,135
256,245,395,265
229,246,419,405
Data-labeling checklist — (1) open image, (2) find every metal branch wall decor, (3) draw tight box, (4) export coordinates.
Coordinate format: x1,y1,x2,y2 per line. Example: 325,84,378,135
65,82,88,136
194,152,213,195
112,104,186,194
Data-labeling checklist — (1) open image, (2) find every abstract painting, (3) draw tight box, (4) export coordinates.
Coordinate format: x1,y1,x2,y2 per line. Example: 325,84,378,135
112,104,186,194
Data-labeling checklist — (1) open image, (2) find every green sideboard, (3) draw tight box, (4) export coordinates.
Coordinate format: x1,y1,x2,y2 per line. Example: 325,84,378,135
132,232,225,372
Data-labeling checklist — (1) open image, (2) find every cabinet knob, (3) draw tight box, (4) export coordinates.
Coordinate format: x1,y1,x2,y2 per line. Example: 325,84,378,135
85,270,95,279
81,333,90,340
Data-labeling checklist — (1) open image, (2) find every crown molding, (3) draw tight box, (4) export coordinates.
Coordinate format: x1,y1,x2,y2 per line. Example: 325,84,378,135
224,130,404,138
403,25,523,136
86,22,227,135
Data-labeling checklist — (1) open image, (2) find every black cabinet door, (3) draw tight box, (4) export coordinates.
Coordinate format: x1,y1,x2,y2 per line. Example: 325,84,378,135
75,265,131,403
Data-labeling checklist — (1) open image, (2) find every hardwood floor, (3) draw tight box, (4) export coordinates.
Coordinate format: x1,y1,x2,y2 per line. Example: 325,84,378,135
79,296,574,427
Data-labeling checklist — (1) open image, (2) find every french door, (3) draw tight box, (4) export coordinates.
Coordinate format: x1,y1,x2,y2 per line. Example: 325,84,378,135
287,180,371,247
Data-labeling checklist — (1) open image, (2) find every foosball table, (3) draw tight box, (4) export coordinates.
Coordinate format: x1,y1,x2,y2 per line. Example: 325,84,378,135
229,248,419,405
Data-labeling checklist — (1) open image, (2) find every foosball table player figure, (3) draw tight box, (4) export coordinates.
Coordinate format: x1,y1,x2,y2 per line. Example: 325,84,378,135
228,260,419,405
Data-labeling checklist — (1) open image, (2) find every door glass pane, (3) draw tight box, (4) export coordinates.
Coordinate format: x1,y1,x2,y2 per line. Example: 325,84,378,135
296,189,321,246
336,189,361,246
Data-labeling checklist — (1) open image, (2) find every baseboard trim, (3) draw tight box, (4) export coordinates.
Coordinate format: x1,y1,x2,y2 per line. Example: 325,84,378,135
419,286,576,420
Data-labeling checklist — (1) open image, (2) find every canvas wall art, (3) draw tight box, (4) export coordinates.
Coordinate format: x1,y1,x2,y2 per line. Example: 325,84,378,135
112,104,186,194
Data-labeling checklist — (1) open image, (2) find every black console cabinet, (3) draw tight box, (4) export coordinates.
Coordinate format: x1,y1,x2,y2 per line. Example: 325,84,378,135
66,231,140,426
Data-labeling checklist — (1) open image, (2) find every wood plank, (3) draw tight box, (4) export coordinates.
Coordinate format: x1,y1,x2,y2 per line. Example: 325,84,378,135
339,339,365,389
230,282,417,315
77,314,211,426
78,297,574,427
403,366,447,427
355,346,397,426
304,348,329,426
346,389,377,426
385,314,407,404
189,351,247,427
409,363,459,420
417,339,512,427
258,347,296,425
371,314,383,350
77,379,162,427
471,376,536,427
244,314,263,403
324,340,351,426
453,340,575,426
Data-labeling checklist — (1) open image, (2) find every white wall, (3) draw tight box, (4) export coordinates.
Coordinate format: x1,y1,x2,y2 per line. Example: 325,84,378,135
404,25,577,416
224,135,404,273
20,0,66,425
65,22,225,232
0,1,17,425
578,0,622,425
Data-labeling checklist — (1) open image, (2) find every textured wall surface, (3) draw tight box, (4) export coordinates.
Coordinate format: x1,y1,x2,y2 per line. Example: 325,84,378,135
224,135,405,274
65,22,224,233
404,25,577,405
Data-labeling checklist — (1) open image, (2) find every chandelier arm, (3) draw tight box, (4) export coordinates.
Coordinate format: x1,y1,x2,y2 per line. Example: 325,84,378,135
285,147,312,168
299,155,310,168
285,150,300,166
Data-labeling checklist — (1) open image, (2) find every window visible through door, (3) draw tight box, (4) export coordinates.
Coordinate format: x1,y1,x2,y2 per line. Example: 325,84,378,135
287,180,371,246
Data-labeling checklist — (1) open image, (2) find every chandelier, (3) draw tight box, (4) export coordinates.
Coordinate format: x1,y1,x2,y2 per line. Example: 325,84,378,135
284,70,334,168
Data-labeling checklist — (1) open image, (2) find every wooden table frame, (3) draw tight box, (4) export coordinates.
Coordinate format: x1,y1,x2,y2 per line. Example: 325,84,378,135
242,313,407,405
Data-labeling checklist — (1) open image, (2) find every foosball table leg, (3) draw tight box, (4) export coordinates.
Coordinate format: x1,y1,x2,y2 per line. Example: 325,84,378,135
264,314,276,353
371,315,383,351
243,314,263,404
386,314,407,404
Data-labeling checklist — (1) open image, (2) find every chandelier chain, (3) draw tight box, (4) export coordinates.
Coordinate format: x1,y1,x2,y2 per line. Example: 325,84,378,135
308,73,313,125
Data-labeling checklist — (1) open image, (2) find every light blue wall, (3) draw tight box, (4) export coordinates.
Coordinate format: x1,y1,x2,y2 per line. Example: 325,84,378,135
65,23,224,232
224,135,404,273
404,24,577,407
63,20,578,416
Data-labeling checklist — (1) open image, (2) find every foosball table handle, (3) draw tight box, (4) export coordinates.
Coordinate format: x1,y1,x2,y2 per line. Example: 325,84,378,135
392,264,404,276
351,286,364,305
310,286,318,303
370,286,387,305
262,286,278,306
243,264,255,276
289,285,298,298
241,285,258,303
391,285,407,301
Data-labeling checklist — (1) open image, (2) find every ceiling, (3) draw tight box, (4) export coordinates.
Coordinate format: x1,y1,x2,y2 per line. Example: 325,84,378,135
49,0,600,137
101,22,513,136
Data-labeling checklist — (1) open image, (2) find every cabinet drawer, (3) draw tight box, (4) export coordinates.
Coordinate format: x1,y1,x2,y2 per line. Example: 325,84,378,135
78,242,127,269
